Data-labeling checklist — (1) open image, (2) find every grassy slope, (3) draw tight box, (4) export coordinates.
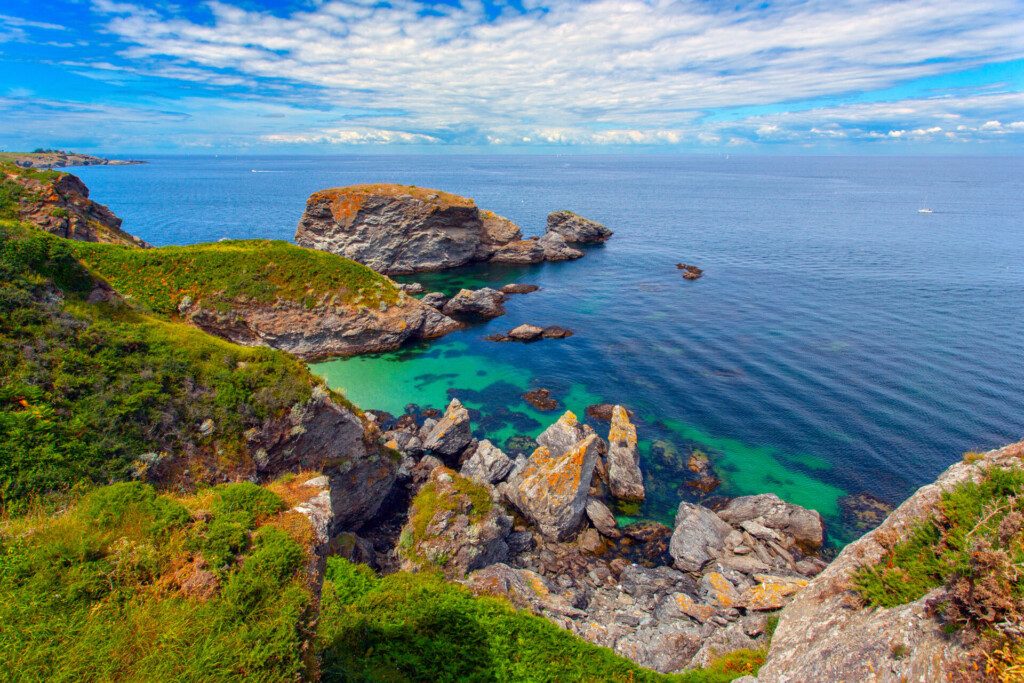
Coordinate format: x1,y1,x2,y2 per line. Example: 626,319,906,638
0,220,324,513
318,558,766,683
71,239,401,316
852,463,1024,676
0,480,315,681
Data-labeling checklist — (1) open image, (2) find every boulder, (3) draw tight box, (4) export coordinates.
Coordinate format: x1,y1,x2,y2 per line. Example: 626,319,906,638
500,283,540,294
420,291,449,309
508,323,545,341
522,388,559,411
537,232,584,260
397,467,512,579
503,422,602,541
716,493,825,552
669,502,733,572
585,498,621,539
606,405,644,501
460,439,514,485
421,398,473,458
398,282,424,294
535,410,593,458
676,263,704,280
546,210,613,243
442,287,507,320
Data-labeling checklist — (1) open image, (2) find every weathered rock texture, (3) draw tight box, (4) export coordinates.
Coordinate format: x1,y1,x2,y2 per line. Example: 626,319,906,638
3,166,148,247
757,441,1024,683
546,210,613,243
295,184,607,274
421,398,473,458
606,405,645,501
441,287,506,320
502,412,602,541
460,439,515,485
181,292,460,360
398,467,512,579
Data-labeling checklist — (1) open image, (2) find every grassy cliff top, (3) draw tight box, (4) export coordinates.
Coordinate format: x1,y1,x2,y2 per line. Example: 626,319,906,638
0,480,317,680
310,183,477,209
71,238,401,314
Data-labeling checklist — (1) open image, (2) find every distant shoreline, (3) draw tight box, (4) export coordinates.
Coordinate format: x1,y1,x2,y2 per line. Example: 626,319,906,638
0,151,146,169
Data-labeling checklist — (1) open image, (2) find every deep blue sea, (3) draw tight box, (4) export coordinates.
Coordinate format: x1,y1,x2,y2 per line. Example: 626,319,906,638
75,154,1024,542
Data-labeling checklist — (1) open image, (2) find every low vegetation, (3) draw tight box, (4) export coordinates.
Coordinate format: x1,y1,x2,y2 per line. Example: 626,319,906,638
0,481,315,681
318,557,765,682
852,465,1023,679
0,221,325,513
71,238,401,314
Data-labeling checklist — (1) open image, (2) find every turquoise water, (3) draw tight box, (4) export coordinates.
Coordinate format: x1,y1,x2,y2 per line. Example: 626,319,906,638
75,155,1024,543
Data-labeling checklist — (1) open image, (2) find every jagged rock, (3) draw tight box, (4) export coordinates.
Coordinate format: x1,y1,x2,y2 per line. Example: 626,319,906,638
420,291,449,309
585,498,621,538
442,287,506,320
503,414,602,541
717,494,825,552
460,439,514,484
585,403,633,422
383,429,423,456
463,563,582,617
397,467,512,579
606,405,644,501
546,210,613,243
421,398,473,458
537,232,584,260
758,441,1024,683
536,410,594,458
614,623,703,674
669,502,733,572
501,283,540,294
522,388,559,411
737,574,809,611
676,263,704,280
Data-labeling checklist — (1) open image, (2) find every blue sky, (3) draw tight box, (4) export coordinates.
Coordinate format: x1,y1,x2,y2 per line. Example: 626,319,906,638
2,0,1024,153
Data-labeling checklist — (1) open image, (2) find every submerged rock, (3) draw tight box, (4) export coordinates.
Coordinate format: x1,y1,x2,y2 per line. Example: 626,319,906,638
606,405,645,502
522,388,559,411
397,467,512,579
547,210,614,243
500,283,540,294
676,263,704,280
838,492,894,533
585,403,634,422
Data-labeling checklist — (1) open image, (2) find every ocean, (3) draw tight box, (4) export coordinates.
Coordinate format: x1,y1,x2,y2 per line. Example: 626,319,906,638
74,154,1024,543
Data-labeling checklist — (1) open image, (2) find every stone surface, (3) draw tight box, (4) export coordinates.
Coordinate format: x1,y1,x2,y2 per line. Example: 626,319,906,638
397,467,512,579
546,210,614,243
669,502,733,572
421,398,473,458
460,439,514,485
508,323,545,341
606,405,645,501
441,287,507,320
585,498,621,538
535,410,594,458
758,441,1024,683
419,291,449,308
500,283,540,294
502,414,602,540
537,232,585,260
716,494,825,552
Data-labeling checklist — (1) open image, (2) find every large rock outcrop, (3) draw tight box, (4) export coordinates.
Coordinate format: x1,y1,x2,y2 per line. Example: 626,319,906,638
606,405,645,501
182,292,460,360
757,441,1024,683
546,210,613,243
1,162,147,247
294,184,607,274
502,412,602,541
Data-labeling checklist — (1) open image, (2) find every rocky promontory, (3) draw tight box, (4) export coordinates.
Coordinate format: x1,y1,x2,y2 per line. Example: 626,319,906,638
0,150,145,168
294,183,611,274
1,159,147,247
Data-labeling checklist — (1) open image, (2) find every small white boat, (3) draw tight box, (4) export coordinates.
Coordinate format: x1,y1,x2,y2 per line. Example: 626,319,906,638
917,208,933,214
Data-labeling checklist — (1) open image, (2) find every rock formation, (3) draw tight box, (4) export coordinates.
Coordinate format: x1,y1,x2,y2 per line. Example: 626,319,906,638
1,163,147,247
294,184,609,274
421,398,473,459
460,440,515,485
546,210,613,243
441,287,507,320
606,405,645,501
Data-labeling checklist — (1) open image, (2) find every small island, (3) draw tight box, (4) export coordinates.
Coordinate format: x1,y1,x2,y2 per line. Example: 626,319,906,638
0,149,145,169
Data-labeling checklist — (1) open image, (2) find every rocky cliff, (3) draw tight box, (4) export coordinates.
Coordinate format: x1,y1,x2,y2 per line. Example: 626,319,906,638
1,160,147,247
294,183,611,274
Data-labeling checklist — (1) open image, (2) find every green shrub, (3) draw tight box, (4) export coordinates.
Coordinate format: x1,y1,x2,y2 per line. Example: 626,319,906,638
80,482,190,535
211,482,285,524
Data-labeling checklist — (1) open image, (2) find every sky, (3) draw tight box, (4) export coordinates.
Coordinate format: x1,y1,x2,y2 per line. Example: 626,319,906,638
1,0,1024,154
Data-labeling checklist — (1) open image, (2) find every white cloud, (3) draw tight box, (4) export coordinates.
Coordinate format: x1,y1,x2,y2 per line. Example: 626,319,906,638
262,127,441,144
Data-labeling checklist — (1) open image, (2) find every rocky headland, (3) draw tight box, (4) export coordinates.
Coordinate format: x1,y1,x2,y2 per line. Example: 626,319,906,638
0,150,145,168
294,183,612,274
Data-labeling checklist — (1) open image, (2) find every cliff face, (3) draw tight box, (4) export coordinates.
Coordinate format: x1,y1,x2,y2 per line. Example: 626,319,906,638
757,440,1024,682
1,161,147,247
294,183,610,274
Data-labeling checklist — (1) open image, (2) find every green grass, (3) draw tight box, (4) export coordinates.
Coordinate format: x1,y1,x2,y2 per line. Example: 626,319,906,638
70,238,401,316
852,465,1024,610
0,481,314,681
0,221,330,514
317,557,764,682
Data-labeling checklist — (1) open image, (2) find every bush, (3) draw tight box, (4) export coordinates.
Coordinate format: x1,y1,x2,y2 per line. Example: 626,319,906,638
80,481,190,536
210,482,285,524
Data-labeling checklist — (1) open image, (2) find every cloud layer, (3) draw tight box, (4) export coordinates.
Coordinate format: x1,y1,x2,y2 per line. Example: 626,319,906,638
3,0,1024,150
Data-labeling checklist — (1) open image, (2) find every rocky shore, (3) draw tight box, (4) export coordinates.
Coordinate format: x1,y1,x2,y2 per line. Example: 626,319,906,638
0,151,145,168
294,183,612,274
